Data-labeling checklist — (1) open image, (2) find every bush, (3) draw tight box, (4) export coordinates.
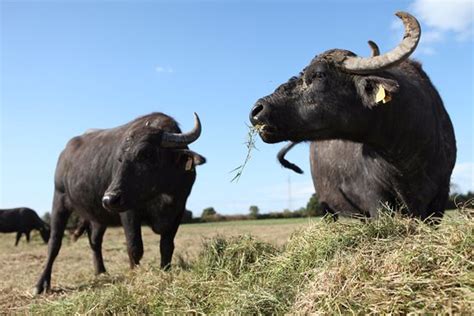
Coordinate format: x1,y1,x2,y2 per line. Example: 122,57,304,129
305,193,324,217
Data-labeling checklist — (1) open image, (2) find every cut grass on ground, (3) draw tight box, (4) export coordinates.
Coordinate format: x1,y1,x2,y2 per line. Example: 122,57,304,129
0,217,311,312
25,210,474,314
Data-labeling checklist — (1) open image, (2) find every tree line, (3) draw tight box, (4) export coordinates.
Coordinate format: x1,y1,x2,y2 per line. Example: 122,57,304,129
42,189,474,226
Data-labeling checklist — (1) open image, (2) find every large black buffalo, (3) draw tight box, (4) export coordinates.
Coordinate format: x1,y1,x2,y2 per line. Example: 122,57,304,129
0,207,50,246
250,12,456,222
36,112,205,294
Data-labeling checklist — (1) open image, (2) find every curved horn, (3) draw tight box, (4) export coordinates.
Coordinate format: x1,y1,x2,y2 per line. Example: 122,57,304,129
342,12,421,74
161,113,202,147
277,142,303,174
367,40,380,57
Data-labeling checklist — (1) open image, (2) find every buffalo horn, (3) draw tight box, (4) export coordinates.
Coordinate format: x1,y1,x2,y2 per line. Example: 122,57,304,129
367,40,380,57
161,113,202,147
342,12,420,74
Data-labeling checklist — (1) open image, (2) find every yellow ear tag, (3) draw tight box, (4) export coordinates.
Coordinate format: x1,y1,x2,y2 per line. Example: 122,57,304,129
375,84,391,104
185,157,194,171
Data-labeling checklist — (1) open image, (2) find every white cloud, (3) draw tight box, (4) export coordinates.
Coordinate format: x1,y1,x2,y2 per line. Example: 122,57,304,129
417,46,437,55
155,66,174,73
422,30,444,43
411,0,473,36
452,162,474,193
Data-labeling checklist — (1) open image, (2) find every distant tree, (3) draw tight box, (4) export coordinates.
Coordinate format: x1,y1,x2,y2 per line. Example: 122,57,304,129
249,205,260,219
42,212,51,225
201,207,217,219
305,194,324,217
294,207,306,217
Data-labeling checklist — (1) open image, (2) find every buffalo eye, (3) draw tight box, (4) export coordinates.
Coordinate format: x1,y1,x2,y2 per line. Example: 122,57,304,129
304,70,326,86
137,148,157,162
118,157,123,163
364,83,374,94
312,71,326,80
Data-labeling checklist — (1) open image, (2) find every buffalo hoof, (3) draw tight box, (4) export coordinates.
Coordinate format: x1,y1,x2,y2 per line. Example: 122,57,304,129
34,279,50,295
161,263,172,271
94,269,107,276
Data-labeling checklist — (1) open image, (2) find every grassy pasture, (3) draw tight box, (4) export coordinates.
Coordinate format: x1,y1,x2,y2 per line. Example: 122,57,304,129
1,212,472,314
0,217,312,312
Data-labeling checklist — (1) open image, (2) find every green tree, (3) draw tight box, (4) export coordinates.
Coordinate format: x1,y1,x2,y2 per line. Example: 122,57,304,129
249,205,260,219
201,207,217,218
305,194,324,217
42,212,51,225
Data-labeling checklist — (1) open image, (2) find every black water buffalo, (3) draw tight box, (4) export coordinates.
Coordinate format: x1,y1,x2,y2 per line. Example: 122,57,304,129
251,12,456,222
36,112,205,294
0,208,50,246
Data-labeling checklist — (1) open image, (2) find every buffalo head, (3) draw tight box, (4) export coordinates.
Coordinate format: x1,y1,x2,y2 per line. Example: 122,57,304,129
250,12,419,144
39,223,50,243
102,113,204,212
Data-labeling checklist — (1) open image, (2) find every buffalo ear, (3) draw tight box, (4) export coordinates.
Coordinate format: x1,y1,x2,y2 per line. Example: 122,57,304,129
184,153,206,171
191,153,206,166
355,76,399,108
175,150,206,171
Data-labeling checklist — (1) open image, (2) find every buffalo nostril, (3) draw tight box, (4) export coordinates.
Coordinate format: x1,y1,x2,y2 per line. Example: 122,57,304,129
102,193,121,210
102,196,111,209
251,104,264,119
250,104,265,124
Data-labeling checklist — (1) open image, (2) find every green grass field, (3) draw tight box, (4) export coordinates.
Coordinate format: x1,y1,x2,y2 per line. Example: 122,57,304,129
1,213,472,314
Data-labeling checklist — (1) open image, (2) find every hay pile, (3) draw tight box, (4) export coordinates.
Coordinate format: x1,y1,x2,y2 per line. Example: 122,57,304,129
31,211,473,314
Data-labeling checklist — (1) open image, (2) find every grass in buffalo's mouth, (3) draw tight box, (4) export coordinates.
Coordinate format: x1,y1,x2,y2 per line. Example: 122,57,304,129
29,210,474,314
230,124,264,182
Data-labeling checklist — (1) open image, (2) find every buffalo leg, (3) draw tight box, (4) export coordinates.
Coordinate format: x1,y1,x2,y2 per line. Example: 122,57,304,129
120,211,143,268
321,202,338,222
26,231,31,243
15,232,22,246
159,203,184,270
87,222,107,275
35,193,70,294
160,228,178,270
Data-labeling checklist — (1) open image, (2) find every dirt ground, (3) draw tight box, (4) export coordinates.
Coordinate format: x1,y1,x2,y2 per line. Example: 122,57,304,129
0,218,313,312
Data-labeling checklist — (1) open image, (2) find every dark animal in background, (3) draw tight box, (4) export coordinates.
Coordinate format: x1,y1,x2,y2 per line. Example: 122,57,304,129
251,12,456,222
36,112,205,294
0,208,50,246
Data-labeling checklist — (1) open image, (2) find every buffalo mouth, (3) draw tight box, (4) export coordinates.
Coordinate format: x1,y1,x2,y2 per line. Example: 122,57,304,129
256,124,332,143
255,124,286,143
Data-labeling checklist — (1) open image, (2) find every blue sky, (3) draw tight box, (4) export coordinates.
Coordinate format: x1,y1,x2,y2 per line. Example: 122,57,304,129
1,0,473,216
